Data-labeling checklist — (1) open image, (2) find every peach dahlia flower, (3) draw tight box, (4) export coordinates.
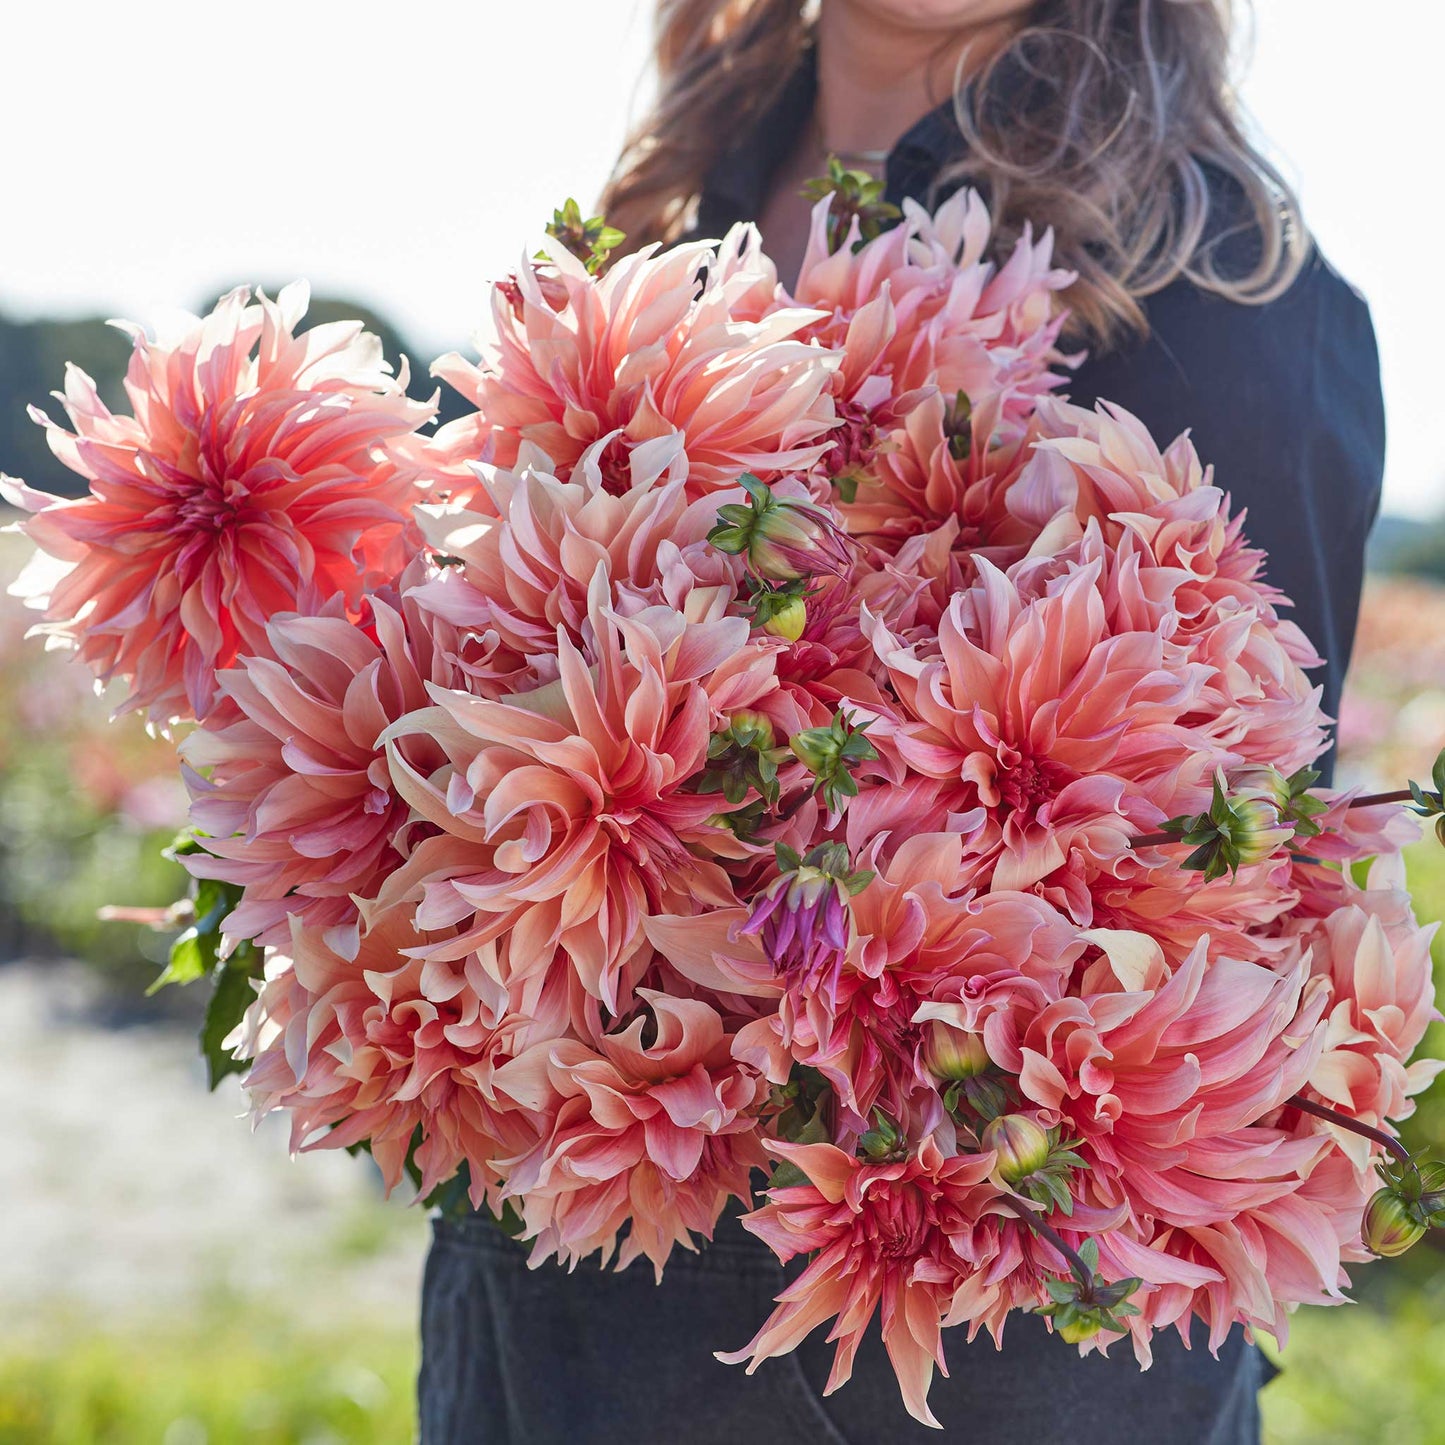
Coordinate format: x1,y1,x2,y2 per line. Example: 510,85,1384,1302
379,577,774,1016
494,993,768,1277
720,1135,1001,1428
428,227,839,498
2,284,432,725
180,581,459,949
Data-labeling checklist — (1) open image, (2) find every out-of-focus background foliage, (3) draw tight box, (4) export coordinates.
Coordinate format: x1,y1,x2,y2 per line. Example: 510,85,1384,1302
4,0,1445,1439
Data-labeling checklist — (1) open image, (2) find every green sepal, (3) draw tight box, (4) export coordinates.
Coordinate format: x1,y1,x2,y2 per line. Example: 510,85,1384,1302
800,157,903,252
943,391,973,461
543,198,626,275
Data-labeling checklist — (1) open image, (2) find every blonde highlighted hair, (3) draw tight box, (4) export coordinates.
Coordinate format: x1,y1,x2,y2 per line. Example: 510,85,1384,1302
600,0,1307,348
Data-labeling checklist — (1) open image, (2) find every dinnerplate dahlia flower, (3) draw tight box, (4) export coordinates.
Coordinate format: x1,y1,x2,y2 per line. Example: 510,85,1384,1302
1,283,433,725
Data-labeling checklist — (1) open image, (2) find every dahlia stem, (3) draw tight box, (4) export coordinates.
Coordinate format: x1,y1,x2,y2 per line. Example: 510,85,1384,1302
998,1196,1095,1293
1287,1095,1415,1172
1131,787,1426,853
1348,788,1425,809
776,790,812,824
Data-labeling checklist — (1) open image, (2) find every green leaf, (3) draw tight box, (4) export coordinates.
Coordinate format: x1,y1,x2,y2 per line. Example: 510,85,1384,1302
149,932,207,994
148,875,235,994
201,944,262,1091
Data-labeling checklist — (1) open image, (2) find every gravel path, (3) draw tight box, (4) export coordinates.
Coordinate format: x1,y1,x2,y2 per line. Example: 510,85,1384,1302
1,959,427,1342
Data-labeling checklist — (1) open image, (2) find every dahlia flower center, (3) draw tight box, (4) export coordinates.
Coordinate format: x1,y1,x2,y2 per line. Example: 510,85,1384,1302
823,398,882,484
997,754,1072,815
599,810,691,878
594,434,640,497
173,474,247,535
866,1193,931,1260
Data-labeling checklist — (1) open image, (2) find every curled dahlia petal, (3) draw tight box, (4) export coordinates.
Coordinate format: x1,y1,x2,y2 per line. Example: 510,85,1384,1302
720,1135,1000,1429
428,227,839,498
179,577,460,948
493,992,768,1278
1,283,433,726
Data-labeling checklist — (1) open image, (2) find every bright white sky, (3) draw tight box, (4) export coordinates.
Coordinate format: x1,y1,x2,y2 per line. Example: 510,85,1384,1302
2,0,1440,517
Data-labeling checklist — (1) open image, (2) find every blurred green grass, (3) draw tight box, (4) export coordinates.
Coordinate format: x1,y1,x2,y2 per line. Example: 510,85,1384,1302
0,1312,417,1445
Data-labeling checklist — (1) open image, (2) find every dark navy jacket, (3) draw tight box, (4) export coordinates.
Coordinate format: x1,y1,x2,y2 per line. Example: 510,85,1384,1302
694,60,1386,781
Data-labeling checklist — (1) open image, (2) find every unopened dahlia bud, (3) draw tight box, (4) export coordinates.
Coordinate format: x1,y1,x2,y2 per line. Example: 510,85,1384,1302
983,1114,1052,1184
1230,794,1291,866
741,841,872,993
762,594,808,642
1225,764,1292,813
1055,1316,1101,1345
859,1109,905,1163
1167,768,1296,881
923,1021,992,1082
696,711,786,806
1362,1187,1428,1258
708,475,854,584
789,709,879,812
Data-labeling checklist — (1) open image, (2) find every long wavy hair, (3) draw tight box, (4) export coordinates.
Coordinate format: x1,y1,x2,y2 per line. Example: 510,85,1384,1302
599,0,1307,348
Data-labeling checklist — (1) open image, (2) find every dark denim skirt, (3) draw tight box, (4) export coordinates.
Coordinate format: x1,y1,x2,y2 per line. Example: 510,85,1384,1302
417,1207,1274,1444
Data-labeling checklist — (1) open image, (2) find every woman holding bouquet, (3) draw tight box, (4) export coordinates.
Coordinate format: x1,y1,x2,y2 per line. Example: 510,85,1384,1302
419,1,1385,1440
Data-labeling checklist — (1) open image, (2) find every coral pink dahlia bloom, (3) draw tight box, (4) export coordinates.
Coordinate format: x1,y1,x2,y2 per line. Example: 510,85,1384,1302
720,1135,1000,1428
180,583,459,949
494,992,768,1278
2,283,433,725
240,901,552,1207
380,576,775,1013
429,227,838,497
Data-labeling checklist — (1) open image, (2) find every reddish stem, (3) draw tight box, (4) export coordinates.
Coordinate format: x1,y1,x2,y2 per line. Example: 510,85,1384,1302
1348,788,1421,809
997,1196,1095,1293
1287,1094,1414,1171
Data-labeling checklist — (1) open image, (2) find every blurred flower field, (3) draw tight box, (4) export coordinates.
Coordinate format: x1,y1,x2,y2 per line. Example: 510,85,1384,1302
2,522,1445,1443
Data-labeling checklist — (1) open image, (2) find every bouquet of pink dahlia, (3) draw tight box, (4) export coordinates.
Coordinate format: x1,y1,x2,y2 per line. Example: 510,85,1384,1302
7,180,1445,1428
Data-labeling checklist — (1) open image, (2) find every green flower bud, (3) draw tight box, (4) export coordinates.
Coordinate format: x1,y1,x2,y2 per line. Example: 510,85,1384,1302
859,1109,905,1163
923,1021,992,1082
1362,1187,1428,1258
1229,794,1291,867
1055,1316,1102,1345
1225,764,1292,813
763,594,808,642
983,1114,1052,1184
788,709,879,812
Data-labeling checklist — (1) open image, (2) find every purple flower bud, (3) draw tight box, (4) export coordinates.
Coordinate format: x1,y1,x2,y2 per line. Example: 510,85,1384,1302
748,497,855,584
741,855,855,1000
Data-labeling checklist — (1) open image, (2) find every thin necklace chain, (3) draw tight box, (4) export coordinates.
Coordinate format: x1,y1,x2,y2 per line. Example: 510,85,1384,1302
809,111,890,169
